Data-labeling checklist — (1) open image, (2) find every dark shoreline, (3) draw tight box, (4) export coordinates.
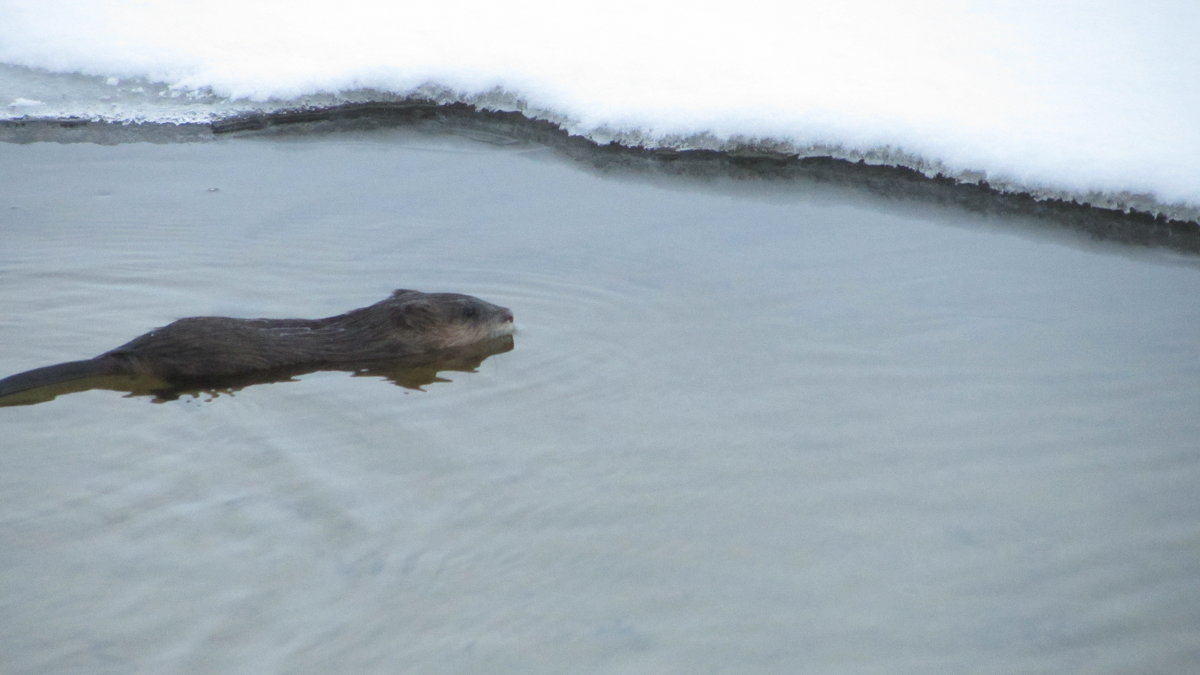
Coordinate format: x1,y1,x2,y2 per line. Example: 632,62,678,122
4,101,1198,254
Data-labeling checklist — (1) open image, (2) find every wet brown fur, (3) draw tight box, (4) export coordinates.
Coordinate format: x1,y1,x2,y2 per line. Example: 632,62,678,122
0,289,515,398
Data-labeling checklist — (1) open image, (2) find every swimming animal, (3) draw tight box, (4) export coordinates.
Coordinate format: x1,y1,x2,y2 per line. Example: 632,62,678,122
0,289,515,401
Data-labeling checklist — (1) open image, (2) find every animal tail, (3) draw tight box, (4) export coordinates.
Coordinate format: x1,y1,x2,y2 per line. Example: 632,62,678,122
0,358,121,398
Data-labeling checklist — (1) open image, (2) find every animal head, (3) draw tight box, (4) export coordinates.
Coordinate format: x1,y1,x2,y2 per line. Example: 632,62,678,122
387,289,515,349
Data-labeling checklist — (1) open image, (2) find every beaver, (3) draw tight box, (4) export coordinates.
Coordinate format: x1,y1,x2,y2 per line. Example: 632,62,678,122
0,289,515,402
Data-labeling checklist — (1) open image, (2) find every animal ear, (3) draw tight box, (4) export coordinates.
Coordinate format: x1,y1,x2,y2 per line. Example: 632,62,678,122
392,299,436,328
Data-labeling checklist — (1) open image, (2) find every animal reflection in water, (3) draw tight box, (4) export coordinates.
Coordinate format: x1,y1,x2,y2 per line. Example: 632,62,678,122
0,289,516,407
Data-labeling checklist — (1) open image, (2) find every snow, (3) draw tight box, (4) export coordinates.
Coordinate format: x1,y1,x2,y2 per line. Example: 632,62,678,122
1,0,1197,213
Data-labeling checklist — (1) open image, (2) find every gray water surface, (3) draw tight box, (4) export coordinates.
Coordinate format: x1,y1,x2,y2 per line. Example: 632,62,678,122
1,132,1198,673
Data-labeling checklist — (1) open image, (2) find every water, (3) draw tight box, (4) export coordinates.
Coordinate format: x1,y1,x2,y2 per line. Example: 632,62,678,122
2,131,1199,673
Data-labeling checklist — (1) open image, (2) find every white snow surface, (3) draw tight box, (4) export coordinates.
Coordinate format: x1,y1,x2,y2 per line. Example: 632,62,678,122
1,0,1197,216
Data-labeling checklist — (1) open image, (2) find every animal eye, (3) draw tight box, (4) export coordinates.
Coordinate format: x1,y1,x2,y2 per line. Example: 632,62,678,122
462,304,479,319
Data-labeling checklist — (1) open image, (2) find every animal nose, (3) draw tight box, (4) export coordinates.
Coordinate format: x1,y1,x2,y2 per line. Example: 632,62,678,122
500,309,514,323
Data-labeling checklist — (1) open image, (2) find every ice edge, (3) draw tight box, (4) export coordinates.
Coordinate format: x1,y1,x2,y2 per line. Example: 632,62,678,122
3,94,1198,254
